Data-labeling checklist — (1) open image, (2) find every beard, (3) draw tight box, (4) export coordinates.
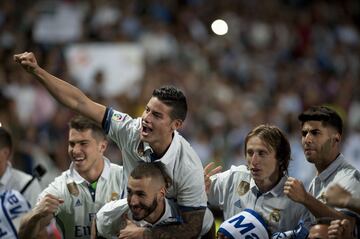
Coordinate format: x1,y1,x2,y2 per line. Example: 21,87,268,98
130,196,158,221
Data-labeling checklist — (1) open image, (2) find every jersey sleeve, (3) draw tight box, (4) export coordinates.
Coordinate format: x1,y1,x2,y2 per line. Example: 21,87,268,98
37,176,66,215
96,199,128,238
208,165,246,208
102,107,139,148
208,169,232,208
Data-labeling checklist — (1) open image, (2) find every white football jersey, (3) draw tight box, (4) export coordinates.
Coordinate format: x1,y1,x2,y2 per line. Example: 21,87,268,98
209,165,312,233
0,163,43,207
103,109,213,234
309,154,360,201
37,158,124,239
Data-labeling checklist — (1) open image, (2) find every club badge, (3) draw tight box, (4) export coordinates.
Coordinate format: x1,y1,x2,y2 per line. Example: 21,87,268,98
110,192,119,201
269,208,281,222
237,181,250,196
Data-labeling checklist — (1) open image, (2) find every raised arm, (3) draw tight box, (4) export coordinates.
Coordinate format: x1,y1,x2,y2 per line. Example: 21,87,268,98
18,194,64,239
14,52,106,124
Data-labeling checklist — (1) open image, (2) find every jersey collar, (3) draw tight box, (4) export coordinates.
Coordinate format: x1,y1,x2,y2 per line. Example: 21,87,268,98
317,153,344,182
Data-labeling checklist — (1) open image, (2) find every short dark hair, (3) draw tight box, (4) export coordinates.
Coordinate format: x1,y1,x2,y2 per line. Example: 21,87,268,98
152,86,187,121
130,162,172,189
298,106,343,135
68,115,106,140
0,127,12,152
244,124,291,175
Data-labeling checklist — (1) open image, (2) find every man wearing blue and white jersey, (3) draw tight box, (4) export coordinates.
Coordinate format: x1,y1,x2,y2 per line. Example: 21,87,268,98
93,162,182,239
0,189,31,239
206,125,312,234
18,115,124,239
15,52,214,239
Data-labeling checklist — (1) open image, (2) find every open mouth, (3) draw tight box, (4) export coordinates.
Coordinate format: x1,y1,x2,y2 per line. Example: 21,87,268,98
130,206,143,215
73,156,85,163
141,124,153,136
251,168,261,175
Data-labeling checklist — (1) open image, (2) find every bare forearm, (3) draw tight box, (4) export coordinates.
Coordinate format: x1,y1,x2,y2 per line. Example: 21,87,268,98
18,211,51,239
32,67,105,124
147,209,205,239
304,193,351,219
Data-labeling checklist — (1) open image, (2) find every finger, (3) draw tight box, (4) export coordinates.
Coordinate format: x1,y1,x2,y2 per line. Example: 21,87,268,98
209,166,222,177
204,162,215,174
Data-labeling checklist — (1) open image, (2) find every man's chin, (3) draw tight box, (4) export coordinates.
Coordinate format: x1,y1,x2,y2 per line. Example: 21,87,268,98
132,215,145,221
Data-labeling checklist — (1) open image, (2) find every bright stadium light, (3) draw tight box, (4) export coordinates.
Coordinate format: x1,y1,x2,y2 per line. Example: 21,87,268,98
211,19,228,36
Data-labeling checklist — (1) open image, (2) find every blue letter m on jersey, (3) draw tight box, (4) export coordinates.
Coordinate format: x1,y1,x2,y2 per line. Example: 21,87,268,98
228,215,255,234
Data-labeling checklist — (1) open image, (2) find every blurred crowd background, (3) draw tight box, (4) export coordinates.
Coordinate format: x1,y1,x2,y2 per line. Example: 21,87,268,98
0,0,360,188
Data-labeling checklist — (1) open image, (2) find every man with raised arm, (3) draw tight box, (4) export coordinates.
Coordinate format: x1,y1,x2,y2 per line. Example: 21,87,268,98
14,52,213,238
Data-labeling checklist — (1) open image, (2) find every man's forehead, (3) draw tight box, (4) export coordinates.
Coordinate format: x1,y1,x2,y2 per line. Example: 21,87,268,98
302,121,325,130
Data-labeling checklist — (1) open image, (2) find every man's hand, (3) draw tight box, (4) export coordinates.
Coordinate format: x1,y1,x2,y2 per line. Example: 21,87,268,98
283,177,308,204
325,184,351,208
328,219,354,239
13,52,39,73
118,216,146,239
34,194,64,219
204,162,222,194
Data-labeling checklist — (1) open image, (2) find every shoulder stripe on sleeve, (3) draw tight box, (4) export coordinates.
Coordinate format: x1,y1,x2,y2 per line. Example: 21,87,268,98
102,107,114,134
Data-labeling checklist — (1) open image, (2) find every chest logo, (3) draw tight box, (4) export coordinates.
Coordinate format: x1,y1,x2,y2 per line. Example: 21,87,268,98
269,208,281,222
111,192,119,201
75,199,82,207
237,181,250,196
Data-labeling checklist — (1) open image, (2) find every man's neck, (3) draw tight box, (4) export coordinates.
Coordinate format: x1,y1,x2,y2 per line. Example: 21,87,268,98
316,152,340,175
255,175,281,194
150,133,174,158
145,200,165,225
79,159,104,183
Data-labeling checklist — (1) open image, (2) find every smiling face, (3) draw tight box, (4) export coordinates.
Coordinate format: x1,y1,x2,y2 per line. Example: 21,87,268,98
140,97,182,155
68,128,106,180
127,176,164,223
246,136,280,190
301,121,339,171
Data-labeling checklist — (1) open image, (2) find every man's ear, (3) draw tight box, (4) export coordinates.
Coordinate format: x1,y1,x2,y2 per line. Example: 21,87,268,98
171,119,183,131
333,133,340,143
159,186,167,198
99,140,108,153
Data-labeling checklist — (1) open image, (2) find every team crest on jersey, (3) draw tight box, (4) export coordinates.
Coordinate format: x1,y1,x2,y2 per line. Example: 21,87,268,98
110,192,119,201
269,208,281,222
67,181,80,196
237,181,250,196
112,112,123,121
